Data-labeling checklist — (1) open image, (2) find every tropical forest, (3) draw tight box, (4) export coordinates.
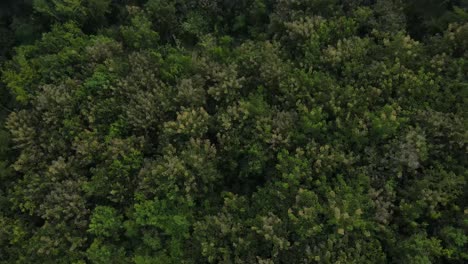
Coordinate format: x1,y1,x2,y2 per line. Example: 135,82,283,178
0,0,467,263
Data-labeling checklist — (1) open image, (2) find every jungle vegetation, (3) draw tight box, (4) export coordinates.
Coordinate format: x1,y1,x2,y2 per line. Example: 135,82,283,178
0,0,467,263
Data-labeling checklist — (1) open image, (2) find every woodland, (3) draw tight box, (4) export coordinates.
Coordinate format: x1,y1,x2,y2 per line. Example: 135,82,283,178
0,0,467,263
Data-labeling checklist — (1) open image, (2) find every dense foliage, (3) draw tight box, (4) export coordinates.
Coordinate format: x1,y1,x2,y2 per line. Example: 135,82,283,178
0,0,467,263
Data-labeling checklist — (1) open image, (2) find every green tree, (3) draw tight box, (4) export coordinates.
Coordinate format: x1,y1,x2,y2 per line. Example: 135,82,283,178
1,0,467,263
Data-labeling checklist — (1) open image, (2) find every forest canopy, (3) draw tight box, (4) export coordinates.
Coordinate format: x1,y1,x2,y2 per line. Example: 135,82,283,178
0,0,467,263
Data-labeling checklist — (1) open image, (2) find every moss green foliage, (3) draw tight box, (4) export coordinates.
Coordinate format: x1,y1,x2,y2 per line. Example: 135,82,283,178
0,0,467,263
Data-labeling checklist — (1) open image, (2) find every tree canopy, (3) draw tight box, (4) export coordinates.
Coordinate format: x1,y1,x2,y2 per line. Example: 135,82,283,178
0,0,467,263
